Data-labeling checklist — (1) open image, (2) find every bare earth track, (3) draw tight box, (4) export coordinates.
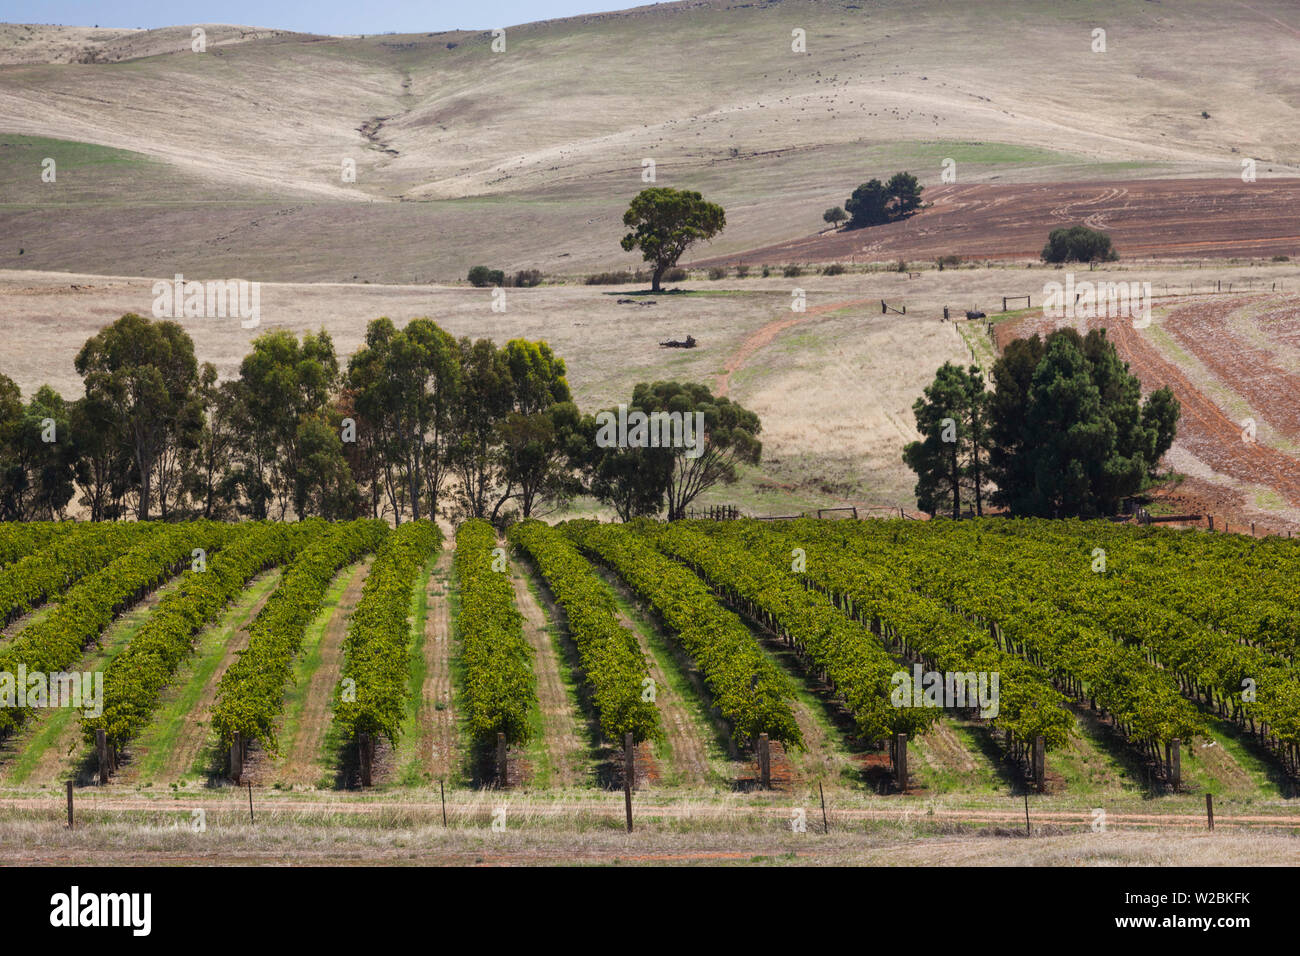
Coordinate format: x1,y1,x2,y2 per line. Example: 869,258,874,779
276,559,371,786
509,559,588,788
419,549,458,782
136,575,280,783
612,604,712,787
717,296,878,397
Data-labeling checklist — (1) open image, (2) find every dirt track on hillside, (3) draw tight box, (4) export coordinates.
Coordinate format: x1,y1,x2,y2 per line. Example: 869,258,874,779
716,296,879,397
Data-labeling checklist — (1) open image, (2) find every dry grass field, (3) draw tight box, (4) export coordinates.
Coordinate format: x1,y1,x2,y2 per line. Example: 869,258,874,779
1,786,1298,865
6,260,1300,518
2,0,1298,281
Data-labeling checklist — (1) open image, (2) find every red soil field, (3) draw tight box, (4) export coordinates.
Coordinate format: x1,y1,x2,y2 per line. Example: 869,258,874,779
696,180,1300,267
999,295,1300,525
1162,297,1300,445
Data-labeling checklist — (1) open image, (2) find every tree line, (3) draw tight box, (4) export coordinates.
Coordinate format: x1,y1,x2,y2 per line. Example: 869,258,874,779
904,327,1180,518
0,314,761,524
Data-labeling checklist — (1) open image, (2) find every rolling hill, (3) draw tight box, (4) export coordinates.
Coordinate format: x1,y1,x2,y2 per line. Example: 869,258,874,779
2,0,1299,281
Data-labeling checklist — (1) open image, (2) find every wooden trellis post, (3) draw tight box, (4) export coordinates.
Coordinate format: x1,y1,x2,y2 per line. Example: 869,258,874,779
359,731,373,787
894,733,908,791
624,732,634,832
230,731,243,783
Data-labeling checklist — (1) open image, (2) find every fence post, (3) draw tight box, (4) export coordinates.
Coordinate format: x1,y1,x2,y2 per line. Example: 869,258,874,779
359,731,372,787
497,732,508,787
1206,793,1214,830
66,781,73,830
1208,516,1214,532
95,728,110,785
759,733,771,789
230,731,243,783
624,732,634,833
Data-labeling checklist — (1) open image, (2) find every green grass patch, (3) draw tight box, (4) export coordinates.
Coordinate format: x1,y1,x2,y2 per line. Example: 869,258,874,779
392,554,439,787
5,577,187,785
596,570,732,788
131,571,281,784
276,561,360,787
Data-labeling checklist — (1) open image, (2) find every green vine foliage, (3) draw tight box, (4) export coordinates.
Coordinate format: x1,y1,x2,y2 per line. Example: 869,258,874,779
509,519,660,744
211,519,388,751
84,520,325,753
0,520,235,736
564,519,802,749
456,519,537,747
334,519,443,745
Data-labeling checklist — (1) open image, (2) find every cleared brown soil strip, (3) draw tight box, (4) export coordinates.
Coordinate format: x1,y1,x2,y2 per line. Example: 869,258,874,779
1164,296,1300,443
509,560,587,787
716,296,878,397
419,549,457,780
1102,310,1300,507
695,180,1300,267
611,605,710,786
276,560,371,785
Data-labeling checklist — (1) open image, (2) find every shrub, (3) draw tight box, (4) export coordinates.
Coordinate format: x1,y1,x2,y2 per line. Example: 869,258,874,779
735,264,750,278
761,265,771,278
1041,226,1119,263
937,254,962,271
896,259,908,273
822,263,846,276
584,270,636,285
513,269,544,287
468,265,505,287
662,267,688,282
708,267,727,280
1271,255,1290,262
782,264,803,278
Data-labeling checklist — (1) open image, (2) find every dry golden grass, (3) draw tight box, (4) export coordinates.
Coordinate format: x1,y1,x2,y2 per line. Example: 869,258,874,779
2,0,1299,279
1,787,1297,865
4,262,1299,515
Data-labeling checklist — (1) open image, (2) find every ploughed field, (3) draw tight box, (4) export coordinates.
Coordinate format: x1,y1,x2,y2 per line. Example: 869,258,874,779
692,180,1300,268
1004,292,1300,534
